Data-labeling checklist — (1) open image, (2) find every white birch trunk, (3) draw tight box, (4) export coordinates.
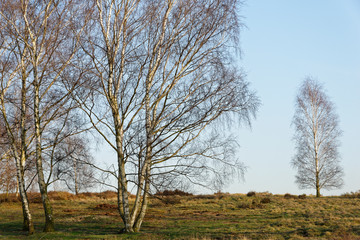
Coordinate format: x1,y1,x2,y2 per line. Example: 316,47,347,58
33,65,55,232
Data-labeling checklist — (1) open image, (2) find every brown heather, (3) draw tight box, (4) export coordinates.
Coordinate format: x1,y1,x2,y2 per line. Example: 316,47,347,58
1,191,360,239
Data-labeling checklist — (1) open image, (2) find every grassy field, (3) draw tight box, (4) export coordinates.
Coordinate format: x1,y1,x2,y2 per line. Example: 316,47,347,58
1,191,360,239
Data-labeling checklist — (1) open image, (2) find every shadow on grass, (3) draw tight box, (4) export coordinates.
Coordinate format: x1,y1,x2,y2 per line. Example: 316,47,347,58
0,221,139,239
0,221,29,238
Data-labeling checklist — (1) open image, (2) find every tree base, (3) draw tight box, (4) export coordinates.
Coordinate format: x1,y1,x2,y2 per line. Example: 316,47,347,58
119,227,135,233
23,220,35,235
43,222,55,232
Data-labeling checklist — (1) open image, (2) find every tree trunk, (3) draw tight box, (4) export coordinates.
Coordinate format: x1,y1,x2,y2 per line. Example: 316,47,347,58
129,158,148,228
315,150,320,197
3,137,34,235
113,108,132,232
115,129,133,233
20,62,34,234
34,68,55,232
5,161,9,199
315,154,320,197
15,180,19,198
315,171,320,197
134,82,153,231
0,100,34,235
16,163,34,235
133,42,158,230
133,164,151,232
74,159,78,195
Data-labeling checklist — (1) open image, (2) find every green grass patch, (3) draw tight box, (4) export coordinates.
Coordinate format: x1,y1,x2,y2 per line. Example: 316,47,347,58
1,193,360,239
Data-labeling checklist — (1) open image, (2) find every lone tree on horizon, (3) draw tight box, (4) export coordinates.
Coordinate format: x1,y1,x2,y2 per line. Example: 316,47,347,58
292,77,344,197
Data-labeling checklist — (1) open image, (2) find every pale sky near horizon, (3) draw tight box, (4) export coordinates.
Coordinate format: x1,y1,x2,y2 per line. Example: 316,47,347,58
224,0,360,196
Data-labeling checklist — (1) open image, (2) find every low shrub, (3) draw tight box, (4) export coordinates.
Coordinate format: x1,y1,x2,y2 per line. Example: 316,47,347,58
155,189,193,196
76,192,96,198
97,190,117,199
27,192,42,203
0,193,20,203
298,194,307,199
284,193,297,199
341,191,360,198
1,191,76,203
48,191,75,201
246,191,256,197
190,194,217,200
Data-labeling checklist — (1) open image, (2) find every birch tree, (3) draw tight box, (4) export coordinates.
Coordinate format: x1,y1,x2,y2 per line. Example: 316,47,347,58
0,2,34,232
292,77,343,197
53,136,96,195
78,0,259,233
22,0,90,231
76,0,145,232
0,152,18,197
132,0,258,230
0,0,90,232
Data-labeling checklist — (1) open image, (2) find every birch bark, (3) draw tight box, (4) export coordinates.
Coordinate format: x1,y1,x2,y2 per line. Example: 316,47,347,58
0,29,34,235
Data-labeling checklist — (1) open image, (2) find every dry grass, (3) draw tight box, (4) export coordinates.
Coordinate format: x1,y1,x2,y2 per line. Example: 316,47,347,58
1,192,360,239
0,190,119,203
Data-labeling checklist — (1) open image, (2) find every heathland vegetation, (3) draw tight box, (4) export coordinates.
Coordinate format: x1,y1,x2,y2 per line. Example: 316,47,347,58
0,0,350,238
1,190,360,239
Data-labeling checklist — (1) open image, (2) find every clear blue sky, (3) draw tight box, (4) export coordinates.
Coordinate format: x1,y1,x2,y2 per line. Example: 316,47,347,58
225,0,360,195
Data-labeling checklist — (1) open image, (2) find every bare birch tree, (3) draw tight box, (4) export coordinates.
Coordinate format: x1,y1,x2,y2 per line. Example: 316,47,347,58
0,3,35,232
53,136,96,195
292,77,343,197
22,0,90,231
0,0,90,232
0,151,18,197
75,0,146,232
77,0,259,233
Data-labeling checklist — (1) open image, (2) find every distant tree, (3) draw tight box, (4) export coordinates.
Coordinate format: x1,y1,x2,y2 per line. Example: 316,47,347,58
0,150,18,197
292,77,344,197
53,136,96,195
0,123,13,195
